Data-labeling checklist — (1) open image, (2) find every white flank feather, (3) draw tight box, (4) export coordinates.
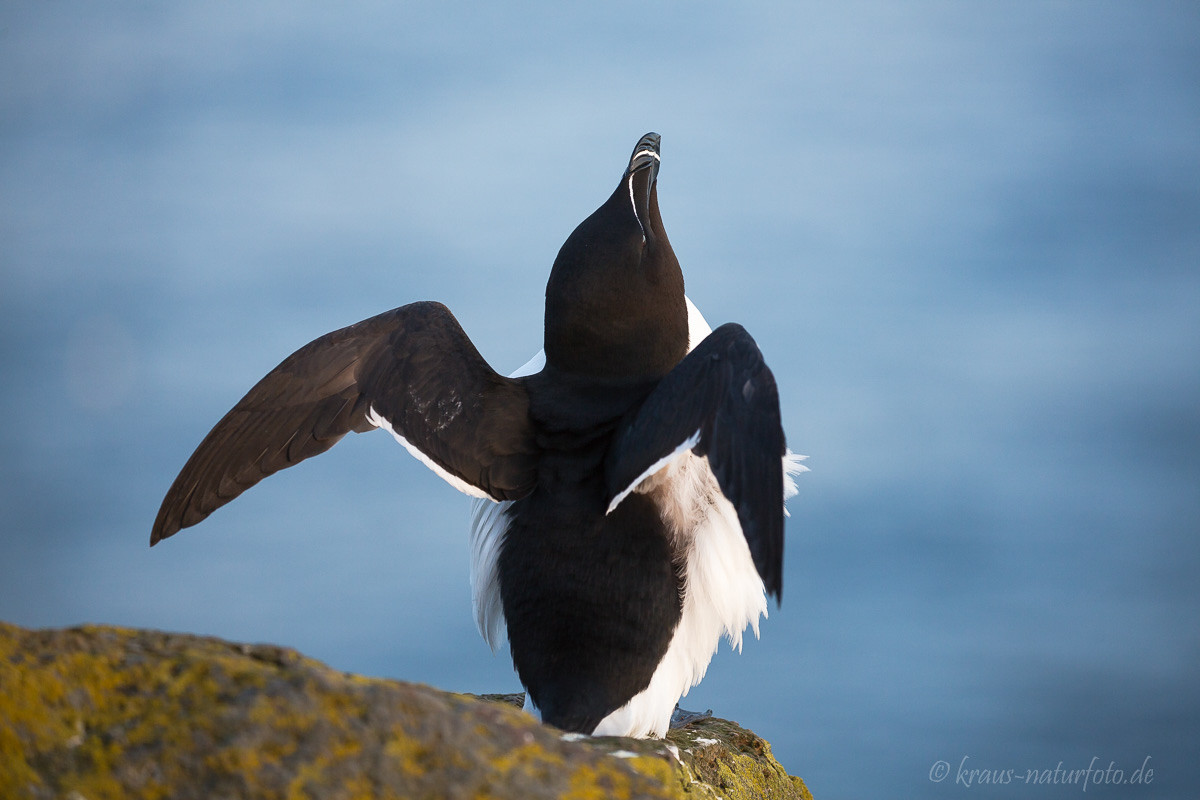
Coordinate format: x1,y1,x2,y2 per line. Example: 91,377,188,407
594,451,768,738
469,497,510,650
466,347,545,650
685,296,712,351
783,450,809,516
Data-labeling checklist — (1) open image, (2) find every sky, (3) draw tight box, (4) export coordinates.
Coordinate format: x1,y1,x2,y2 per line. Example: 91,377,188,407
2,3,1199,798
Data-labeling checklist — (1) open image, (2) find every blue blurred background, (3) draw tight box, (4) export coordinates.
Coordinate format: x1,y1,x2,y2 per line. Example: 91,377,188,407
2,3,1198,797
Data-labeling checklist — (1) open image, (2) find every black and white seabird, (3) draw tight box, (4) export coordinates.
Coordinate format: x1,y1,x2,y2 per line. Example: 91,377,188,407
152,132,806,738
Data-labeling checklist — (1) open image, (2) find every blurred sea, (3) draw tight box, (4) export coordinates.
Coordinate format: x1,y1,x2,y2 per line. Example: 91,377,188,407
2,4,1198,797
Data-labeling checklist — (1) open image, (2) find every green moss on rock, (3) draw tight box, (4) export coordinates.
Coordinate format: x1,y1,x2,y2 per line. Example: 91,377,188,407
0,621,810,799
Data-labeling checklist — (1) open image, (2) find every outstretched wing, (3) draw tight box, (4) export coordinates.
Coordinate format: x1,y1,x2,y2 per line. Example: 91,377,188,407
604,322,787,599
152,301,538,544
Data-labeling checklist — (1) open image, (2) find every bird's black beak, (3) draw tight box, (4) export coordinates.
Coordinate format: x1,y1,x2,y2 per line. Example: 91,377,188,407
624,132,661,237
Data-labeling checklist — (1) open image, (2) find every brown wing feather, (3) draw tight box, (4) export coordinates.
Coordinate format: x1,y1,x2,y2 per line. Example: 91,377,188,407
151,301,537,544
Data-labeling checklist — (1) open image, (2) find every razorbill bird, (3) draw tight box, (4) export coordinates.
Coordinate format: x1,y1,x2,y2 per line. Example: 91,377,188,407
152,132,806,738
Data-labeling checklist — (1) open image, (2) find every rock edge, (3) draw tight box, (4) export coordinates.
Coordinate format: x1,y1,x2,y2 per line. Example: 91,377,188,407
0,621,811,800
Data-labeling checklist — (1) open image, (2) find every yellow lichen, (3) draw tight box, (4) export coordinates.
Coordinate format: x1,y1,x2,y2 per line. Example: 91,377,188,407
0,622,809,800
383,729,434,778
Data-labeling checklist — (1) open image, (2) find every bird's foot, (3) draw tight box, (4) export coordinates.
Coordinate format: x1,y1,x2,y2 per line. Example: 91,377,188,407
670,704,713,728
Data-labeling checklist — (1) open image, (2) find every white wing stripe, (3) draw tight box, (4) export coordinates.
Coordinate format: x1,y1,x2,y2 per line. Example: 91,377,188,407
605,430,701,515
366,406,492,500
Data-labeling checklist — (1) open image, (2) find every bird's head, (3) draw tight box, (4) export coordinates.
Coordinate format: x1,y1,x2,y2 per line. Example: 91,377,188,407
543,133,688,382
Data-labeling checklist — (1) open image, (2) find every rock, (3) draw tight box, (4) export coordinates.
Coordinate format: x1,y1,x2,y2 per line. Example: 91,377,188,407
0,621,811,799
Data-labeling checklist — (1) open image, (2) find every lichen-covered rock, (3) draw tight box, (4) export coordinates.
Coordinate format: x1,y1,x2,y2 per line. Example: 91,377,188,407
0,621,811,800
